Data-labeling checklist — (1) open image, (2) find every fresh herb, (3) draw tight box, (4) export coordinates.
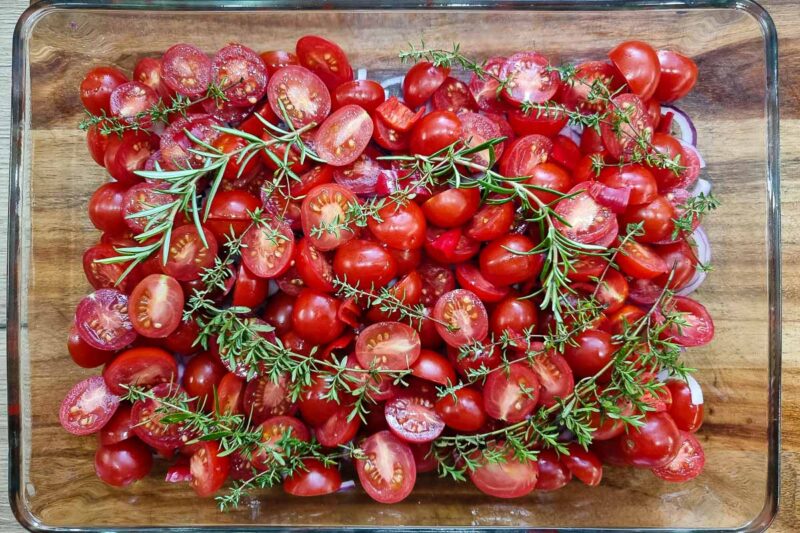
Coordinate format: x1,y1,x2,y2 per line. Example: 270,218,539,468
672,192,719,239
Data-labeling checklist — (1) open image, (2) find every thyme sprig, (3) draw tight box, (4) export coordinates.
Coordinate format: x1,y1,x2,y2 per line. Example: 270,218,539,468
672,192,719,239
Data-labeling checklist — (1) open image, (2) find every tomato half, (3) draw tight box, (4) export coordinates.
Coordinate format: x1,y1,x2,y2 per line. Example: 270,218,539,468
384,395,445,443
355,430,416,504
241,220,295,278
292,289,346,345
80,66,129,115
616,239,669,280
130,383,194,450
211,43,268,107
651,430,705,481
314,105,373,167
296,35,353,90
469,443,538,498
284,459,343,496
535,449,572,491
560,61,625,113
243,373,298,425
498,134,553,178
190,441,231,497
433,77,478,114
300,184,358,251
410,349,456,386
483,363,540,423
608,40,661,101
403,61,449,108
465,202,515,242
333,79,385,112
109,82,158,126
561,443,603,486
128,274,184,338
479,234,543,286
260,50,299,74
95,438,153,487
661,296,714,347
600,93,653,161
529,350,575,408
666,378,704,433
433,289,489,348
619,412,681,468
76,289,138,351
267,65,331,127
653,50,698,103
356,321,421,371
499,52,559,105
60,375,120,436
161,44,212,97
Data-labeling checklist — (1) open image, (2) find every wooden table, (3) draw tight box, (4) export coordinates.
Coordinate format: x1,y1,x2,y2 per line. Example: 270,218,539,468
1,0,799,530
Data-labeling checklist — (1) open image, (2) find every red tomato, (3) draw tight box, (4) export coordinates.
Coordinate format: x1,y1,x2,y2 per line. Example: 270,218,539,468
189,441,231,497
368,201,426,251
620,195,676,243
106,130,158,185
294,238,334,293
95,438,153,487
619,412,681,468
563,329,615,379
580,127,606,155
560,61,625,113
608,40,661,100
560,443,603,486
457,111,504,167
468,56,508,113
133,57,169,99
332,151,383,195
376,97,423,133
86,123,110,167
524,162,573,204
465,202,515,242
121,183,175,234
535,449,572,491
599,164,658,206
292,289,345,345
103,346,178,395
300,184,358,251
365,271,423,323
210,133,261,181
372,113,410,151
433,77,478,114
529,351,575,408
59,376,119,436
296,35,353,90
455,262,510,303
284,459,342,496
411,349,456,386
240,220,295,279
75,289,137,351
68,322,115,368
333,239,397,289
569,254,608,282
385,395,445,443
588,393,635,441
508,107,567,138
553,185,619,246
403,61,449,108
651,430,705,481
469,443,539,498
231,263,269,309
447,343,501,380
159,114,221,171
422,187,480,229
499,134,553,178
666,379,704,432
252,416,311,470
259,50,299,74
297,374,341,427
97,404,133,446
648,133,685,191
261,292,295,336
433,289,489,347
600,93,653,161
183,352,226,408
267,65,331,127
161,44,211,97
617,239,669,280
314,105,373,167
109,81,158,125
499,52,559,105
211,43,268,107
489,296,538,344
355,431,416,503
243,374,297,425
661,296,714,347
215,373,245,416
479,234,543,286
435,387,487,431
80,66,128,115
483,363,540,423
603,305,647,336
409,111,462,156
130,383,194,449
333,80,385,112
550,135,581,171
82,243,134,293
653,50,698,103
356,321,421,370
128,274,184,338
163,315,201,354
418,262,455,306
162,225,218,281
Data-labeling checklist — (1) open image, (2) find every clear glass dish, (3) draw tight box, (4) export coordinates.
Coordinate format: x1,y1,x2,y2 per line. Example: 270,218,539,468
7,0,781,531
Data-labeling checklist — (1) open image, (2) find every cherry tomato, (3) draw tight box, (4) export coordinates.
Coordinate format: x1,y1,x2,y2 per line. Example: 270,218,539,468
560,61,625,113
80,66,129,115
333,79,385,112
110,81,158,125
210,133,262,182
479,234,543,286
161,44,212,97
403,61,449,108
376,97,424,133
130,383,194,449
95,438,153,487
368,201,427,251
163,315,201,355
435,387,487,431
216,372,245,416
468,56,508,113
106,130,159,185
447,342,501,380
619,411,681,468
133,56,169,98
432,77,478,114
508,107,567,138
76,289,137,351
59,376,119,436
183,352,226,408
666,378,704,432
498,134,553,178
261,292,295,336
355,430,416,504
409,111,462,156
267,65,331,128
600,94,653,161
535,449,572,491
86,123,111,166
314,105,373,167
189,441,231,497
159,114,221,171
333,239,397,289
457,111,504,167
292,238,333,293
162,225,218,281
529,350,575,408
608,40,661,100
422,187,481,229
617,239,669,280
647,133,685,191
230,263,269,309
524,162,573,204
569,254,608,282
366,271,423,323
103,346,178,395
603,304,647,336
489,296,538,343
300,184,358,251
252,416,311,470
499,52,559,105
82,243,134,293
372,113,410,151
469,443,538,498
97,403,133,446
88,182,128,236
455,262,510,303
563,329,615,379
599,164,658,206
483,363,540,423
296,35,353,90
465,202,515,242
433,289,489,348
620,195,676,243
128,274,184,338
68,322,115,368
296,374,340,427
651,430,705,482
561,443,603,486
292,289,345,345
356,321,421,371
385,395,445,443
260,50,299,74
243,373,297,425
410,349,456,386
550,135,582,171
211,43,268,107
284,459,343,496
240,220,294,279
653,50,698,103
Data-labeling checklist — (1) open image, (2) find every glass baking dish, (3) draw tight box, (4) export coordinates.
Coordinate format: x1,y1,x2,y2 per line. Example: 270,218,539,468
7,0,781,531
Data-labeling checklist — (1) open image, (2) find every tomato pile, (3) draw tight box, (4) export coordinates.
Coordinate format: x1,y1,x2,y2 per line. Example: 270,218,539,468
64,36,712,504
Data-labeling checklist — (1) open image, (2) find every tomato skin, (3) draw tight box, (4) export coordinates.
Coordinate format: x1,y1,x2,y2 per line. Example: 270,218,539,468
455,262,510,303
561,443,603,486
86,124,111,166
355,430,416,504
499,134,553,177
409,111,462,156
284,459,342,496
666,379,704,432
333,239,398,290
422,188,480,229
231,263,270,309
215,372,245,416
620,412,681,468
68,323,116,368
469,444,539,499
620,195,676,243
163,315,201,355
435,387,487,431
333,80,385,112
524,162,573,204
535,449,572,491
298,374,340,427
88,182,128,235
647,133,685,191
599,164,658,206
483,363,540,423
465,202,515,242
80,66,129,115
296,35,353,90
95,438,153,487
368,201,427,251
292,289,345,345
411,349,456,386
183,352,227,408
243,373,298,424
653,50,698,103
563,330,615,379
190,441,231,497
490,296,538,343
261,292,295,336
479,234,543,287
508,107,567,138
98,404,133,446
608,40,661,101
260,50,299,74
651,430,705,482
403,61,449,108
103,346,178,396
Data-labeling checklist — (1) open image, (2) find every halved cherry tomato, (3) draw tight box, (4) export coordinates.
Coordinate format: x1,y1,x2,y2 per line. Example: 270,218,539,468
128,274,184,338
260,50,299,75
563,329,615,379
560,61,624,113
600,93,653,161
554,184,616,244
666,378,704,432
498,134,553,177
368,201,427,251
469,443,538,498
106,130,158,185
190,441,230,497
508,107,567,138
432,77,478,114
524,162,573,204
661,296,714,347
455,262,510,303
300,184,358,251
499,52,559,105
314,104,373,167
76,289,138,351
366,271,423,323
211,43,268,107
243,373,297,425
385,395,445,443
294,238,334,292
82,243,134,293
465,202,515,242
159,114,221,171
653,50,698,103
410,349,456,386
252,416,310,470
95,438,153,487
608,40,661,101
356,321,421,370
296,35,353,90
133,57,169,99
333,80,385,112
68,322,116,368
163,225,218,281
332,150,383,195
458,111,504,167
241,220,295,279
433,289,489,347
468,56,508,113
162,44,211,97
267,65,331,127
403,61,449,108
103,346,178,395
215,372,245,416
561,443,603,486
529,350,575,408
651,430,705,481
550,135,582,171
355,430,416,504
130,383,194,449
616,239,669,280
619,411,681,468
110,81,158,126
316,406,361,447
620,195,676,243
483,363,540,423
98,403,133,445
284,459,343,496
60,376,120,436
599,164,658,206
80,66,129,115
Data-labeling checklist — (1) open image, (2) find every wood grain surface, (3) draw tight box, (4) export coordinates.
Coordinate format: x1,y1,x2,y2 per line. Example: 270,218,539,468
1,0,800,531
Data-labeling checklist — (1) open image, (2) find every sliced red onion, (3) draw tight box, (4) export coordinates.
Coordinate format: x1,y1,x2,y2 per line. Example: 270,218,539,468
559,124,582,145
588,181,631,213
676,269,707,297
678,139,706,169
676,226,711,296
374,169,400,196
338,479,356,492
653,372,703,405
661,105,697,146
379,75,405,98
690,178,712,198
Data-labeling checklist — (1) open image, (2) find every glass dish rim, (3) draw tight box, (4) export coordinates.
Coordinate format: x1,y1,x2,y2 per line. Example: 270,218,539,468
6,0,782,531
